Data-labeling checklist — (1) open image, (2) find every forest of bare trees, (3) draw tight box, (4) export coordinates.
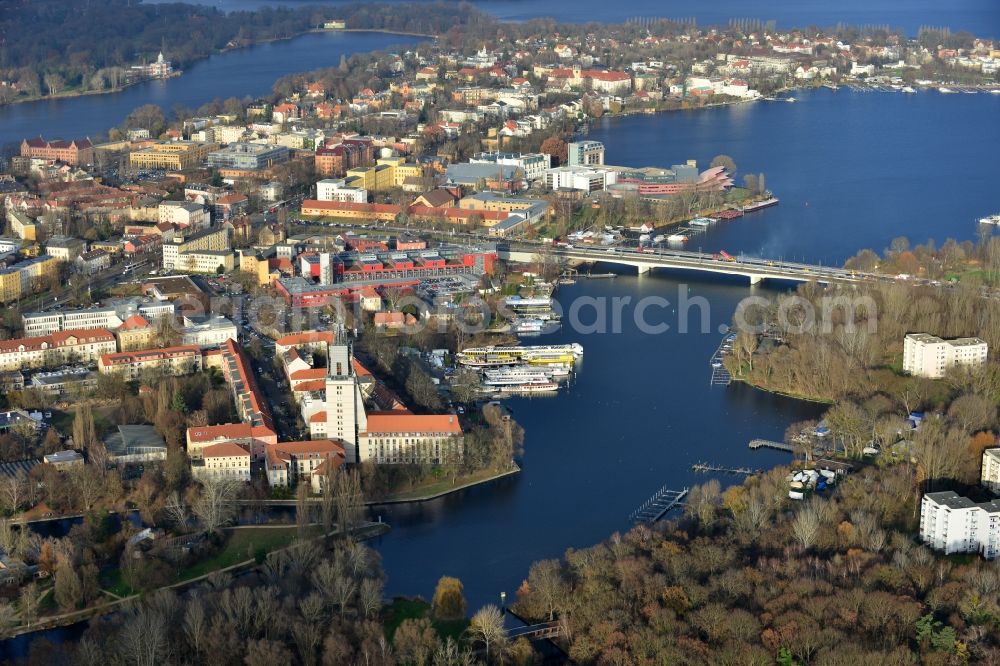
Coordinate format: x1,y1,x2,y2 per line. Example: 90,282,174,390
514,463,1000,663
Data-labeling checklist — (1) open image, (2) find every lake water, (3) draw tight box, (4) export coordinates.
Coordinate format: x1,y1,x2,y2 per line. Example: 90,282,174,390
159,0,1000,37
0,31,421,151
370,87,999,610
2,1,1000,649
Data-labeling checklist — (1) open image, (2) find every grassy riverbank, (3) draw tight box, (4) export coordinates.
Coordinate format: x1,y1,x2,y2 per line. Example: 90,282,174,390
369,464,521,504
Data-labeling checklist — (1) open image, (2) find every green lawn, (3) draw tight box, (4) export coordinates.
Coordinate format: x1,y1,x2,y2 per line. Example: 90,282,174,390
383,597,469,643
177,526,320,581
378,467,519,503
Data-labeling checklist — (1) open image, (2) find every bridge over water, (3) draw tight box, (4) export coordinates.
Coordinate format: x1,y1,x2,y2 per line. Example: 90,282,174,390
498,243,884,286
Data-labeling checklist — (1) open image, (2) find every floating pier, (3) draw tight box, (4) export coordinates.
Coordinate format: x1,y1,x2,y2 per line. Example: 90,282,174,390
692,462,760,475
748,439,795,452
709,334,733,386
630,486,689,523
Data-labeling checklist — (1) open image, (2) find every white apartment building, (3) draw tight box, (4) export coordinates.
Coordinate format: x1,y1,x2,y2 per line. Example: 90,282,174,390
159,201,210,229
544,166,617,192
983,448,1000,494
920,490,1000,560
23,299,175,336
903,333,988,378
192,442,252,483
470,152,552,182
567,141,605,167
316,178,368,204
45,236,86,262
180,316,238,348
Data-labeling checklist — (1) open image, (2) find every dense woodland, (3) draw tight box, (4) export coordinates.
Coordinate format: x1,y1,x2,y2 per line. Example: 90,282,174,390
515,462,1000,664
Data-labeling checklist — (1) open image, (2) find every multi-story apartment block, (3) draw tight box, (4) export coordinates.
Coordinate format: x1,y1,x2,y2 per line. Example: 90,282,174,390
0,329,117,372
22,298,174,336
982,448,1000,494
159,201,210,229
316,179,368,204
186,422,277,460
162,226,231,271
920,491,1000,560
0,255,59,303
98,345,203,380
567,140,605,167
903,333,989,378
470,152,552,182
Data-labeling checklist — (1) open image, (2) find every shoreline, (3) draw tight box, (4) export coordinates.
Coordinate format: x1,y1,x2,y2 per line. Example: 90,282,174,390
366,464,522,505
728,375,835,404
0,28,431,110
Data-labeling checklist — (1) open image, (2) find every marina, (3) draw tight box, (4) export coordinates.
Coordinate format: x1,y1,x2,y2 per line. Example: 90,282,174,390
691,462,760,475
709,332,735,386
630,487,690,524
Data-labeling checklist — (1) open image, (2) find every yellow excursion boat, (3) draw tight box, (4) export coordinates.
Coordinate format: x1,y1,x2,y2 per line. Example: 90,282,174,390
456,343,583,367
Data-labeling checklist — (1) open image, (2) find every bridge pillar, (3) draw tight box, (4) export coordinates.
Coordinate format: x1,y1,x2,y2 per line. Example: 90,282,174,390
749,274,763,285
636,264,651,275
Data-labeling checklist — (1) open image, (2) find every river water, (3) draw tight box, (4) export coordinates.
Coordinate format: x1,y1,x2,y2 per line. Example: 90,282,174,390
2,1,1000,651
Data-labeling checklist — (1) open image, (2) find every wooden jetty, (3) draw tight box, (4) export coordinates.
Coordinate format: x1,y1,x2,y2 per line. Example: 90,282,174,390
630,486,689,523
691,462,759,475
748,439,795,452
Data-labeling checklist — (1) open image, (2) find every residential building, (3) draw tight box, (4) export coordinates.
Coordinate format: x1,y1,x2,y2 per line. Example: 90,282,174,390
186,422,277,460
76,249,111,275
129,141,217,171
545,166,617,192
172,249,236,274
20,137,94,166
0,329,117,372
567,141,605,167
264,439,346,488
180,315,238,347
159,201,210,229
45,236,86,262
0,256,60,302
470,152,552,182
903,333,989,378
162,226,231,271
983,448,1000,494
98,345,203,379
359,412,463,464
116,314,157,351
22,298,174,336
920,490,1000,560
191,441,252,482
30,367,98,397
206,143,290,171
317,178,368,204
8,210,37,241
